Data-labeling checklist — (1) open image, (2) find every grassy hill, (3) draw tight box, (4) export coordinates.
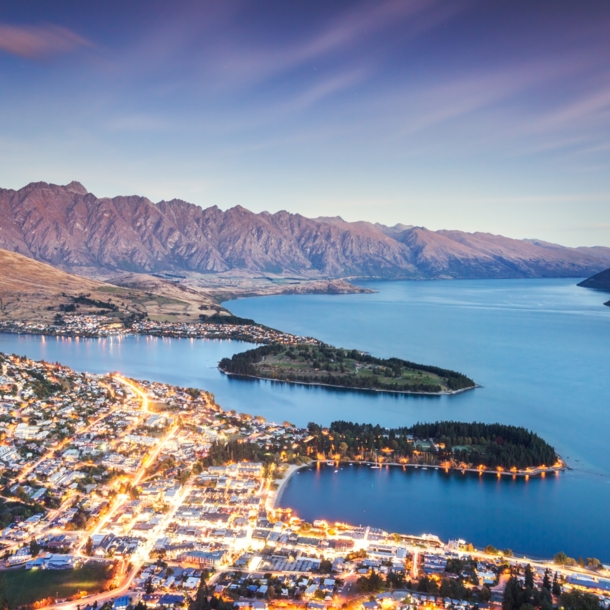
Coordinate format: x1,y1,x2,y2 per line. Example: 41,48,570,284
220,343,476,394
0,248,226,323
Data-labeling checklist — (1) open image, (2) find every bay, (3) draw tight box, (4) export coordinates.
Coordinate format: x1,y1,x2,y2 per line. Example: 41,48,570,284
228,278,610,561
1,278,609,560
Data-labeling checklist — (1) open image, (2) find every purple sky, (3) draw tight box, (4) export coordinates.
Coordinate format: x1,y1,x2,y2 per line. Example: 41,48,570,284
1,1,609,246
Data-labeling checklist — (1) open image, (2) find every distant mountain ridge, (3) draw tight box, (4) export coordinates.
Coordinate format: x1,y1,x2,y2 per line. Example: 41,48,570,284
1,181,609,280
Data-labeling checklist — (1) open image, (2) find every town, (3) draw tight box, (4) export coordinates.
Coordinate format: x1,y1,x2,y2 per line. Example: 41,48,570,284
0,315,320,346
0,352,607,610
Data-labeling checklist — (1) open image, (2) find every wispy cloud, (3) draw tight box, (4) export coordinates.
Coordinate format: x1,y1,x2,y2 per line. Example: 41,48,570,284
392,58,586,136
149,0,467,91
0,23,92,59
526,86,610,134
280,68,370,114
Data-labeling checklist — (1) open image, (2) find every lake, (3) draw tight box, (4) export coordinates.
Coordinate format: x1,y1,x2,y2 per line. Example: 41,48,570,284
1,278,609,560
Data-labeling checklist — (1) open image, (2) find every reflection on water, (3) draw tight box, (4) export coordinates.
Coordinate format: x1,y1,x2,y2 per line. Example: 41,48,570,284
280,463,604,560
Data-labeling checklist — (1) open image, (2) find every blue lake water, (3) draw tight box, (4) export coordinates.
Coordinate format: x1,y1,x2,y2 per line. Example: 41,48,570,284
1,278,609,560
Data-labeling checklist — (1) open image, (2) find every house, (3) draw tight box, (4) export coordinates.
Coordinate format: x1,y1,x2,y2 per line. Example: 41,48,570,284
113,597,131,610
179,550,227,567
158,594,186,607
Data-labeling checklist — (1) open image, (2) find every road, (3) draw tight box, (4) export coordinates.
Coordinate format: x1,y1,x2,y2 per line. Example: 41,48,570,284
38,377,182,610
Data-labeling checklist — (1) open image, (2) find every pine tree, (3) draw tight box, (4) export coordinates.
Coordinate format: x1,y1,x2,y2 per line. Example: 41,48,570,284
524,564,534,589
542,568,551,591
502,577,523,610
552,572,562,597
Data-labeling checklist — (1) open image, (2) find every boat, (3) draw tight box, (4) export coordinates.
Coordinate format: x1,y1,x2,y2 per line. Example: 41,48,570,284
334,470,338,473
326,461,334,466
421,467,428,470
370,466,381,469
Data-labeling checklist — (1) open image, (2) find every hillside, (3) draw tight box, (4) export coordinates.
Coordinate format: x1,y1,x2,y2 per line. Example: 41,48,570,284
578,267,610,307
219,343,476,395
0,248,224,323
1,181,609,280
577,268,610,291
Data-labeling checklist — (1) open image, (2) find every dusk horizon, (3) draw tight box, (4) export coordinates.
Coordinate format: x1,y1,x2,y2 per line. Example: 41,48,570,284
1,1,610,246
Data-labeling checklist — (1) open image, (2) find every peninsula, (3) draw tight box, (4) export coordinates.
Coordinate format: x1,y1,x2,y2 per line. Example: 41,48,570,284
219,343,476,394
305,420,562,473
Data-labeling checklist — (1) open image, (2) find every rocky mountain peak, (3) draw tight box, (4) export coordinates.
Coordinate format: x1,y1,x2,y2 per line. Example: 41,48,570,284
0,180,609,280
64,181,88,195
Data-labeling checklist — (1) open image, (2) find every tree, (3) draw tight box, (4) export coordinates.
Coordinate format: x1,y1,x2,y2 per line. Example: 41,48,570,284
559,590,601,610
524,564,534,589
552,572,562,597
85,536,93,556
503,577,524,610
542,569,551,591
190,572,212,610
386,571,406,590
554,551,568,565
417,577,439,595
357,570,384,593
479,586,492,602
30,538,41,557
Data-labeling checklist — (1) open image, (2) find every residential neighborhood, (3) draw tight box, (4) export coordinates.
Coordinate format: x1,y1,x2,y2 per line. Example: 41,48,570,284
0,315,321,346
0,352,608,610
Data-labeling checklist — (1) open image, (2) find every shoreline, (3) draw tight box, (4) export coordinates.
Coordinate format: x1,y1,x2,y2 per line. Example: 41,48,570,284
309,459,566,478
0,327,261,344
219,368,478,396
269,456,566,513
268,463,312,510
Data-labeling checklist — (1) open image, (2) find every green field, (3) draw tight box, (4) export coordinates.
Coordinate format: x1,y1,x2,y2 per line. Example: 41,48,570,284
2,564,111,606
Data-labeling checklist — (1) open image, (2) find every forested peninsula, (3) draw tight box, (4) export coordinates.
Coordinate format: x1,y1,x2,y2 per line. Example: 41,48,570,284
306,420,560,471
202,420,561,474
218,344,475,395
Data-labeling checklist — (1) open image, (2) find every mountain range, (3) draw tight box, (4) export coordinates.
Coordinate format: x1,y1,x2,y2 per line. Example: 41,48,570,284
1,181,610,280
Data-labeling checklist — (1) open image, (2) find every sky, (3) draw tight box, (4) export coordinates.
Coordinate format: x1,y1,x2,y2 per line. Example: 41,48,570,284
1,1,610,247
